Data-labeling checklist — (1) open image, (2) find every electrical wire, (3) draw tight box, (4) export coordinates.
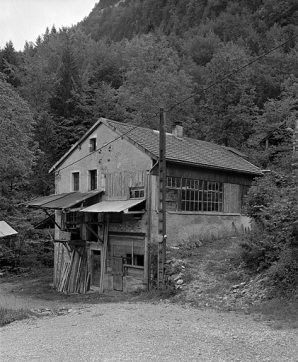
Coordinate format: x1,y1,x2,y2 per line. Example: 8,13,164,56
54,33,298,173
166,32,298,113
56,112,160,173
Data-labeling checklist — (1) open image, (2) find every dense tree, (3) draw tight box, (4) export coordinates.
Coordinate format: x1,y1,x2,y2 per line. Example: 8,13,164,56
199,42,258,148
0,41,21,87
116,34,196,129
0,78,36,191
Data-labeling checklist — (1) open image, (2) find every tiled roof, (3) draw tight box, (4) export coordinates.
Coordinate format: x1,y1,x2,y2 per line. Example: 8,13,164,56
105,119,261,175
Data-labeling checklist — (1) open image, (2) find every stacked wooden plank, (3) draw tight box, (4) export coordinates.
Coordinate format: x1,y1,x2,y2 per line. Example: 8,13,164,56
57,247,90,294
106,170,147,199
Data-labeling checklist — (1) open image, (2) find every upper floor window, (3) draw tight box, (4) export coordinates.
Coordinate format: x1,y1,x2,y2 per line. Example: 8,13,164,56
72,172,80,191
89,138,96,152
89,170,97,191
130,187,145,198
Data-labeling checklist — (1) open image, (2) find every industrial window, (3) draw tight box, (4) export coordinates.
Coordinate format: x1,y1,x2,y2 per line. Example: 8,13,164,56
166,176,223,212
89,170,97,191
130,187,145,198
89,138,96,152
72,172,80,191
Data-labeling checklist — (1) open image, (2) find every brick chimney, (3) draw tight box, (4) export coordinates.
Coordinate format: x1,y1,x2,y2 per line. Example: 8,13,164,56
172,122,183,138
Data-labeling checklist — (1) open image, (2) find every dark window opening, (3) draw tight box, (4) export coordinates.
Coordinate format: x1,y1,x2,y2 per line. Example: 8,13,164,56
130,187,145,199
110,213,123,223
72,172,79,191
89,170,97,191
126,253,144,266
89,138,96,152
64,212,81,239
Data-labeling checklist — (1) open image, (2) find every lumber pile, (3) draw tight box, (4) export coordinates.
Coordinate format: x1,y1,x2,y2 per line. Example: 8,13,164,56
57,247,90,294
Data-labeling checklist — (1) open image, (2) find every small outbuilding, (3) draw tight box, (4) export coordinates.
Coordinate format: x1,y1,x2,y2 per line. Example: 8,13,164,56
0,221,18,238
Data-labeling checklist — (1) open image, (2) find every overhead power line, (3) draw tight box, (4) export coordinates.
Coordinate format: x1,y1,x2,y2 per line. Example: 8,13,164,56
56,112,160,173
166,32,298,113
55,33,298,173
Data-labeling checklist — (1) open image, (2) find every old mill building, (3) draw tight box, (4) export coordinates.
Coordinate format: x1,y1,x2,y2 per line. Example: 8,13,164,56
27,118,262,293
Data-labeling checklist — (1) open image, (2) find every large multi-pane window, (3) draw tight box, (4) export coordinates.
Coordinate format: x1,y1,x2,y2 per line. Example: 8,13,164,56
166,176,223,212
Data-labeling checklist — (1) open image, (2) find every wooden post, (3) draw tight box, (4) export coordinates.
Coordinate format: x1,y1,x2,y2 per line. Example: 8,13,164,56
158,108,167,288
292,119,298,170
99,214,109,293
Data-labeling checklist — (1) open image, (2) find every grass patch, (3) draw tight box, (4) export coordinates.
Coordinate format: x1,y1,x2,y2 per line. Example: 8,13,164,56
249,297,298,329
0,306,33,327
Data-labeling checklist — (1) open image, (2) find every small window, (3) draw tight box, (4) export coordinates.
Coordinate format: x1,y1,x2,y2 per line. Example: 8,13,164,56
89,170,97,191
126,253,144,266
130,187,145,198
89,138,96,152
72,172,80,191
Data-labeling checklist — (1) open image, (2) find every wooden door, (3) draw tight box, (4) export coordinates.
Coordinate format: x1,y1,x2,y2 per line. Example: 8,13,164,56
91,250,101,287
112,256,123,291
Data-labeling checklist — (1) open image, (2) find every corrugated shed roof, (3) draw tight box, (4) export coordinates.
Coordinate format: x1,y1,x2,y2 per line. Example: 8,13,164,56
26,191,101,210
105,119,261,175
80,198,145,213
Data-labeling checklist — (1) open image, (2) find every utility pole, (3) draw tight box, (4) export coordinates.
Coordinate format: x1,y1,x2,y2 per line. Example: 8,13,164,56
158,108,167,288
292,119,298,170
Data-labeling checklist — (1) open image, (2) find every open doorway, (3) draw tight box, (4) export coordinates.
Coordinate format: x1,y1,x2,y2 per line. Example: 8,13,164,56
91,250,101,287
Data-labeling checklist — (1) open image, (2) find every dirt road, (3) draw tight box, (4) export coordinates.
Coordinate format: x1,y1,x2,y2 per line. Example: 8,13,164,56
1,301,298,362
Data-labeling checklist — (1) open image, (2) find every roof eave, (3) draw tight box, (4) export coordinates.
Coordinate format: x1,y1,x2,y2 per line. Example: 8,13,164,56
49,118,104,173
166,159,263,176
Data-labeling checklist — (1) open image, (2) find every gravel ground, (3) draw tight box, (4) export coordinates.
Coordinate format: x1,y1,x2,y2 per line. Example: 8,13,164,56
1,301,298,362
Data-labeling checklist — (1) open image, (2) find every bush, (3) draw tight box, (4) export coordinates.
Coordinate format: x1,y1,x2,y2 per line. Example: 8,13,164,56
241,171,298,291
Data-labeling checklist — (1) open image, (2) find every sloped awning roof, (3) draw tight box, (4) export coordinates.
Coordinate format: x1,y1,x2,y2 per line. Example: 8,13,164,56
80,198,145,213
26,191,101,210
0,221,18,238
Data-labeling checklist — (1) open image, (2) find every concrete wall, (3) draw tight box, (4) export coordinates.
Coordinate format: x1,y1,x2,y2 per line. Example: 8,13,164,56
55,123,152,194
149,175,251,246
165,212,250,246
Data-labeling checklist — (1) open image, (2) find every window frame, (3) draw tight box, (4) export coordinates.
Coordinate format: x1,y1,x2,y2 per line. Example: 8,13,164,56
71,171,80,192
88,169,98,191
166,176,223,213
130,186,145,199
89,137,97,153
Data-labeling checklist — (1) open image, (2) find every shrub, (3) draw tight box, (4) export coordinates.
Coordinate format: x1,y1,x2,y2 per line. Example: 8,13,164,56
241,171,298,290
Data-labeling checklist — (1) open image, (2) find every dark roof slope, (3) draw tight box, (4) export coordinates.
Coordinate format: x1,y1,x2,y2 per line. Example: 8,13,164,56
105,119,261,175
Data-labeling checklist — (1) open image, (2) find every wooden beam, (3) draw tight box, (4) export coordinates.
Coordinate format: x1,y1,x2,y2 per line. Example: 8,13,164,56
44,209,62,230
99,215,109,293
158,108,167,288
82,222,103,243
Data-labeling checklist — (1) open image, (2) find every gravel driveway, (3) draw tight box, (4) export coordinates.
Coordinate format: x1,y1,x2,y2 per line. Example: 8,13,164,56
1,301,298,362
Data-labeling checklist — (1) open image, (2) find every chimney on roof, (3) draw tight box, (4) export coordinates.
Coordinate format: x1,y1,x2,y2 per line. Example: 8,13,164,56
172,121,183,138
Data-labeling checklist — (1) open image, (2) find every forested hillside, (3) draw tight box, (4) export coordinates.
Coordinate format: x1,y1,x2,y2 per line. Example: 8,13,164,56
1,0,298,226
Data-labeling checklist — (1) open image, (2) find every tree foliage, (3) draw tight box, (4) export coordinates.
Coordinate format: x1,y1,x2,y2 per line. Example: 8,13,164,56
0,78,36,185
242,172,298,291
0,0,298,195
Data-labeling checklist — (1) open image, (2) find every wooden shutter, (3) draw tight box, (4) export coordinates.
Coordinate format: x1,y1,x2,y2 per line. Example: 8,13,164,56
223,183,241,213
